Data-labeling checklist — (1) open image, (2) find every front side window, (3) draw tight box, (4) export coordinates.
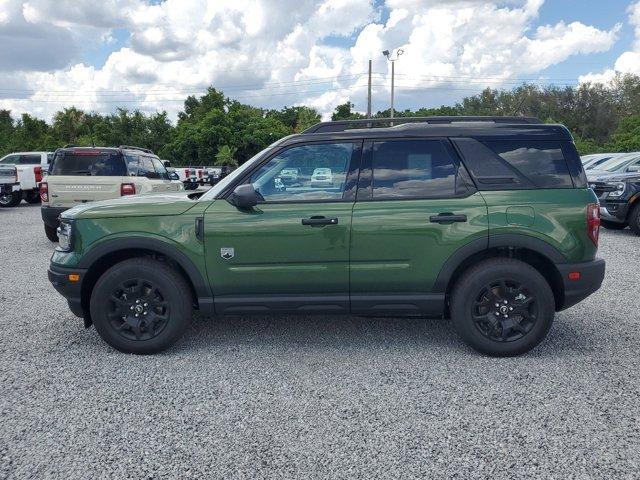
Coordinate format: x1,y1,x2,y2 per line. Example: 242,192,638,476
20,155,41,164
51,153,127,176
248,143,355,202
371,140,461,199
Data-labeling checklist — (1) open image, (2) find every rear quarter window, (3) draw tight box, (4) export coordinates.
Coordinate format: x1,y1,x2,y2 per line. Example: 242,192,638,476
51,152,127,176
454,138,574,189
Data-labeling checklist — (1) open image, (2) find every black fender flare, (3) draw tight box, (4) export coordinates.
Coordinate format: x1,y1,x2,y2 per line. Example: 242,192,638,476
78,236,214,313
432,234,567,294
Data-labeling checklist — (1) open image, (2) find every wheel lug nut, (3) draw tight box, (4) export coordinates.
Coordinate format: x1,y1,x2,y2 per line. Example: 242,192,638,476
503,314,508,318
143,311,147,315
143,303,148,307
495,303,499,307
503,300,508,304
509,307,513,311
135,313,139,318
130,306,134,310
495,312,499,316
136,299,140,304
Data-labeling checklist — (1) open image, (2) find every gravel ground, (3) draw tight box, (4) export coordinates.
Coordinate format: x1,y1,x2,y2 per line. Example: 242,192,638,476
1,203,639,479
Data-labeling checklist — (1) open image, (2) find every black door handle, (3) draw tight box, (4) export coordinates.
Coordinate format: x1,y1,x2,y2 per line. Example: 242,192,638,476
302,216,339,226
429,213,467,224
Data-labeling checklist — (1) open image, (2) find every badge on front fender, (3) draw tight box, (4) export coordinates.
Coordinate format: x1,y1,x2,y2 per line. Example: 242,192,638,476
220,247,234,260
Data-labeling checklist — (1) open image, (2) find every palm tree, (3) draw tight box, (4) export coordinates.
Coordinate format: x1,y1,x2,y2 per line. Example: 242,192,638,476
214,145,238,168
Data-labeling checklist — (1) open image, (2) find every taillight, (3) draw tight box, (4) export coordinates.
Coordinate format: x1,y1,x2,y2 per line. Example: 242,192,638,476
198,170,203,178
121,183,136,196
184,168,190,178
587,203,601,247
39,182,48,202
34,166,42,183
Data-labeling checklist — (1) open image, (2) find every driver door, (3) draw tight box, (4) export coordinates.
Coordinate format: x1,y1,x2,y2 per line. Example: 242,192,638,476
204,141,362,314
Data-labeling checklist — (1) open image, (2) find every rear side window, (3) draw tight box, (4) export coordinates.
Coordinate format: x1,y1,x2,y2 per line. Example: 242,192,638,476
371,140,465,199
454,139,573,189
20,154,41,165
51,153,126,176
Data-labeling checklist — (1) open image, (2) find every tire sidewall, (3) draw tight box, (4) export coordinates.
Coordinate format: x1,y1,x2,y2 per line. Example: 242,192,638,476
90,260,192,354
629,204,640,235
451,260,555,356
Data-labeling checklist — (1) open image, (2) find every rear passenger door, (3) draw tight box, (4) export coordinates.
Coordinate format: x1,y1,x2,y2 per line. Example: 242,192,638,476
349,139,489,315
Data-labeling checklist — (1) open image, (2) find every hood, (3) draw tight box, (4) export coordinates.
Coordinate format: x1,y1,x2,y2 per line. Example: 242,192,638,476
587,170,640,183
61,191,203,220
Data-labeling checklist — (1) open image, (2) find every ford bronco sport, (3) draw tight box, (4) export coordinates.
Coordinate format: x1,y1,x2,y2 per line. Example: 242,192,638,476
41,145,183,241
48,117,605,356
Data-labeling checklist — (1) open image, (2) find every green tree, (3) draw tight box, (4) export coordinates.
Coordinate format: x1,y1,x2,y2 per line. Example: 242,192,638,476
608,115,640,152
331,102,365,121
214,145,238,168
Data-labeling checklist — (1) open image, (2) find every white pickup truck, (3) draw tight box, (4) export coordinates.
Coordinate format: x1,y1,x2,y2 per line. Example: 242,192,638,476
0,151,52,207
0,165,18,205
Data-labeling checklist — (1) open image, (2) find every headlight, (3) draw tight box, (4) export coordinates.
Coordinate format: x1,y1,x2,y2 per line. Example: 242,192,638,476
56,221,74,251
608,182,626,197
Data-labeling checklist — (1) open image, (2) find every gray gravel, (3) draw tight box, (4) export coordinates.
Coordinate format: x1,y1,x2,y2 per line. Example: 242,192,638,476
1,203,639,479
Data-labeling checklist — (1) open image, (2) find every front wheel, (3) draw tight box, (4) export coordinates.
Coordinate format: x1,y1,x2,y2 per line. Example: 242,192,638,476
90,258,193,354
450,258,555,357
629,204,640,236
0,191,22,207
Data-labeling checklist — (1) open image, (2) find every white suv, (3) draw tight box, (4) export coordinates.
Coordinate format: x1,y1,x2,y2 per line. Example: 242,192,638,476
41,146,183,241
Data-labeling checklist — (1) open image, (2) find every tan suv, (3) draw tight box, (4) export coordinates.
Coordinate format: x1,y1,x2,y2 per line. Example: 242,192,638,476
41,145,183,241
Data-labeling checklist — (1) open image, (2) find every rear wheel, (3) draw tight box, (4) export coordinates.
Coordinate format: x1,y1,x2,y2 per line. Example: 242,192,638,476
25,191,41,204
90,258,193,354
450,258,555,357
629,204,640,236
0,191,22,207
44,224,58,242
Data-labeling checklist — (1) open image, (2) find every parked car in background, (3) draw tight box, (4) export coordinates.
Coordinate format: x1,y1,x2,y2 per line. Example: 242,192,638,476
175,167,199,190
587,153,640,234
581,153,623,170
310,167,333,187
205,166,232,186
585,152,640,176
0,165,18,205
279,167,300,184
41,145,182,241
0,151,52,207
48,116,604,356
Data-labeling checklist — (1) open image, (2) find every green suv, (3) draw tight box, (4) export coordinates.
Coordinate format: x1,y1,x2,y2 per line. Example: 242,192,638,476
48,117,605,356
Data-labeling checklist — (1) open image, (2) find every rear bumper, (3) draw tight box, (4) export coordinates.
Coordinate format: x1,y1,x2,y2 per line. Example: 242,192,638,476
600,202,629,223
0,183,17,194
41,206,68,229
48,263,87,319
557,258,606,310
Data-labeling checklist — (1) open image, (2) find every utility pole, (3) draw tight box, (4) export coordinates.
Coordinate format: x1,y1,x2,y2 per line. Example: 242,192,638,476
367,59,372,119
382,49,404,120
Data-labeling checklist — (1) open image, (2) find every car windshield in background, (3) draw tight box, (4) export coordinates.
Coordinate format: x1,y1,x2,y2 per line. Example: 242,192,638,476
51,153,126,176
593,153,640,173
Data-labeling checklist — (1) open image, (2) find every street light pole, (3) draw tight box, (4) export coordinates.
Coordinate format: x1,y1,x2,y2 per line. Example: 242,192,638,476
382,49,404,120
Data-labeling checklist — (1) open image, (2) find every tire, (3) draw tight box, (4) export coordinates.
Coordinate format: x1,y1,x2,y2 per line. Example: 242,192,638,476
450,258,555,357
629,204,640,236
90,258,193,354
25,191,41,204
44,224,58,242
0,191,22,207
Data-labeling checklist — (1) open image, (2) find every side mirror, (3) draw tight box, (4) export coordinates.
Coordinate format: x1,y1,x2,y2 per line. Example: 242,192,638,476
163,160,171,168
627,164,640,173
169,172,179,181
228,184,258,209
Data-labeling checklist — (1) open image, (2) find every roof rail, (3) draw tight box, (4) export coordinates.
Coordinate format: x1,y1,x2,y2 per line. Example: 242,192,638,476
61,144,80,149
118,145,154,154
302,116,542,134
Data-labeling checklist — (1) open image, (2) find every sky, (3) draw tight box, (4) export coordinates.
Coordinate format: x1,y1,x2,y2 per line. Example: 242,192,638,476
1,0,639,121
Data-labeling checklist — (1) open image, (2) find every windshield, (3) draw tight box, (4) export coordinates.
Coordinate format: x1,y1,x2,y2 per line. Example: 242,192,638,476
51,152,126,176
592,153,640,173
200,147,273,201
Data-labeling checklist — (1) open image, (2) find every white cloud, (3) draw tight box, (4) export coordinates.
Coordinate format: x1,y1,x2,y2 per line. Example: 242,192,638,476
0,0,621,121
580,1,640,84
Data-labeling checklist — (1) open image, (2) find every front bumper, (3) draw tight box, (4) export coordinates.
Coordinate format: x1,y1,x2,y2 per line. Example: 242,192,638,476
48,263,87,320
557,258,606,310
600,201,629,223
41,206,68,229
